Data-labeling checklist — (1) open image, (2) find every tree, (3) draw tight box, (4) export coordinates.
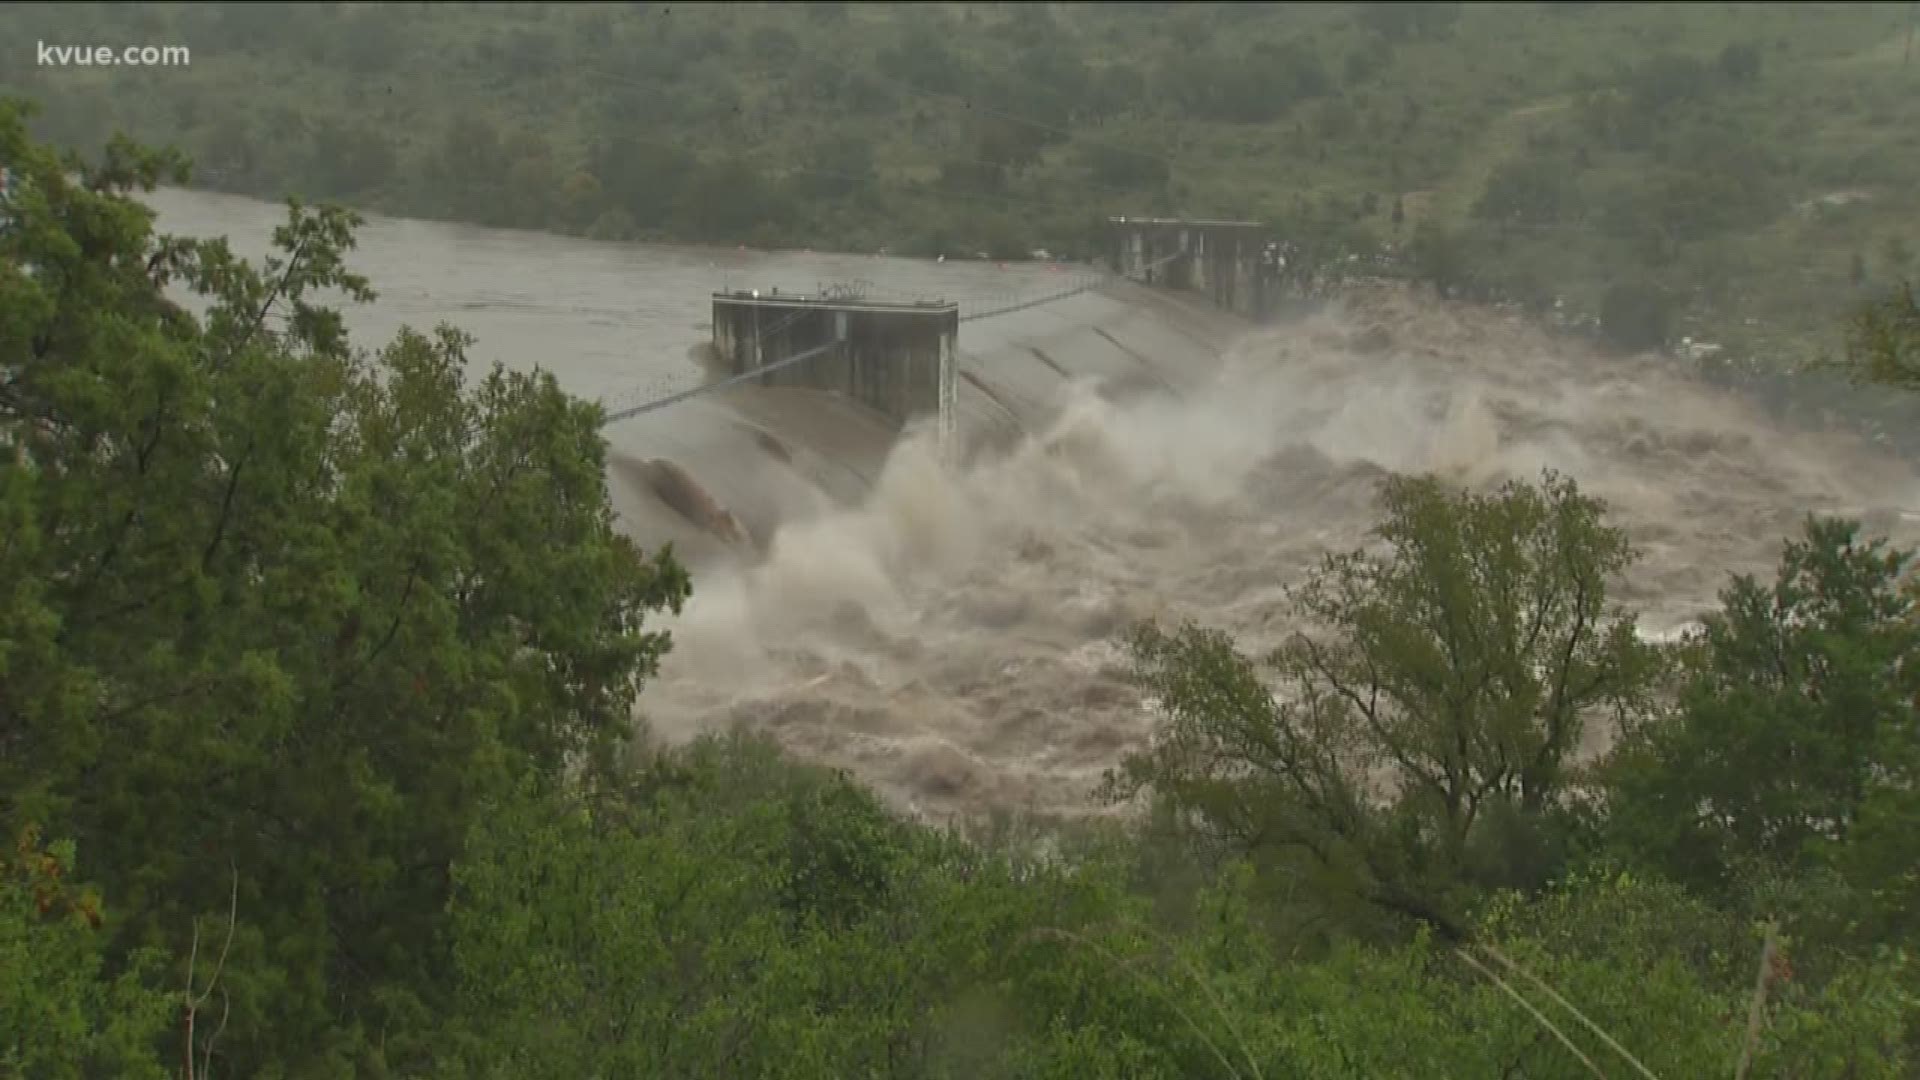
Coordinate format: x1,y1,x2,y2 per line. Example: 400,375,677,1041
437,734,1227,1077
675,156,788,241
0,101,690,1074
499,128,560,228
1408,219,1473,298
1358,2,1461,41
426,112,507,222
749,25,800,64
1,829,172,1079
1077,141,1171,196
1717,41,1764,85
1474,155,1571,229
1165,44,1332,124
1105,472,1660,939
1629,53,1713,114
1882,234,1914,276
974,114,1053,175
589,131,697,230
1843,282,1920,391
1598,278,1676,352
329,4,415,74
306,119,397,199
1605,518,1919,931
877,22,968,94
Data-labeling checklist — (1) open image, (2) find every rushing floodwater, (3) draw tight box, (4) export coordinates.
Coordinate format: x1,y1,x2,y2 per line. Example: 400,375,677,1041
150,187,1920,824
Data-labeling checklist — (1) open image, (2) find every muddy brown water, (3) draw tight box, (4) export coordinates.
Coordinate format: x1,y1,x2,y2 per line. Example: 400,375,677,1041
152,188,1920,824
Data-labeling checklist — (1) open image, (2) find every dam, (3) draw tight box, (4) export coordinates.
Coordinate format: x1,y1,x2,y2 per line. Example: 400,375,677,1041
146,187,1920,822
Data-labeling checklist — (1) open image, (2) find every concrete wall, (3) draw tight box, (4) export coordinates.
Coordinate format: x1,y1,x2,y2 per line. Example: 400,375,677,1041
711,293,959,433
1107,217,1279,322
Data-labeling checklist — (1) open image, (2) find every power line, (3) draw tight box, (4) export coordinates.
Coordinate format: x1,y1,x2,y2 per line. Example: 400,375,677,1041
601,332,850,425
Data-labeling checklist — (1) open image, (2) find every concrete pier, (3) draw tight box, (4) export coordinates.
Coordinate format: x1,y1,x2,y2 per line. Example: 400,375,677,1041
1107,216,1278,322
711,292,959,439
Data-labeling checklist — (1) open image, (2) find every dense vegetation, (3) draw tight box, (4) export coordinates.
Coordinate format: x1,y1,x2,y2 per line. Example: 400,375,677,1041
6,101,1920,1076
3,2,1919,362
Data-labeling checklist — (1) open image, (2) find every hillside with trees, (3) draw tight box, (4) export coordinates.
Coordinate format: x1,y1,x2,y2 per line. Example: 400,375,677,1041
5,99,1920,1075
3,2,1918,363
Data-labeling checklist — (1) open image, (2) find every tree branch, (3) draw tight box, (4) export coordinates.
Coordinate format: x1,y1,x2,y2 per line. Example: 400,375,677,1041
1300,634,1447,800
183,865,239,1080
201,436,256,571
68,382,173,616
222,236,309,369
332,559,423,697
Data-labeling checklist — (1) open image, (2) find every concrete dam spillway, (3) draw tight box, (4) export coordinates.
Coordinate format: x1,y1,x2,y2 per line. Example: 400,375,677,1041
149,188,1920,823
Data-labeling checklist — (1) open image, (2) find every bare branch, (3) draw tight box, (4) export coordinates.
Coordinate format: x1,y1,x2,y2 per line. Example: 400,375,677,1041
1734,922,1781,1080
182,865,240,1080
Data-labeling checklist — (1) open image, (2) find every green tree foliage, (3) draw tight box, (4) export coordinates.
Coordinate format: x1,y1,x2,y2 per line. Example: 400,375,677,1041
426,112,510,224
1844,282,1920,391
1474,155,1572,228
5,28,1920,1064
307,119,397,200
436,744,1916,1077
1162,42,1332,124
589,131,698,232
675,156,790,243
1077,141,1172,196
1599,278,1677,352
878,21,970,95
2,0,1904,350
435,736,1215,1078
1467,869,1912,1079
0,101,690,1074
1884,235,1915,277
1606,518,1920,929
1717,40,1765,84
1408,219,1475,297
1106,472,1659,939
1629,53,1716,116
1,829,172,1079
798,133,877,198
1358,2,1463,42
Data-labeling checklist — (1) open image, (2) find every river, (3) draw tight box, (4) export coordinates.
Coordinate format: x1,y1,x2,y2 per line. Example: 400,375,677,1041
148,186,1920,823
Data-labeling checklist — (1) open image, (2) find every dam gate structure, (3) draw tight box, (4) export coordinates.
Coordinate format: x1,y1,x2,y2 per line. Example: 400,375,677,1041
710,291,960,447
1106,216,1279,322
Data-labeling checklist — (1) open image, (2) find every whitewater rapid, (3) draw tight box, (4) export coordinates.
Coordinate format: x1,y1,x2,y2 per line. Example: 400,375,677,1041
635,289,1920,822
142,188,1920,824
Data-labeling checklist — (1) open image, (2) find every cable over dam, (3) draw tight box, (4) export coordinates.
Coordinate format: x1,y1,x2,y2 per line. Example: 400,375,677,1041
591,215,1353,575
596,215,1268,443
